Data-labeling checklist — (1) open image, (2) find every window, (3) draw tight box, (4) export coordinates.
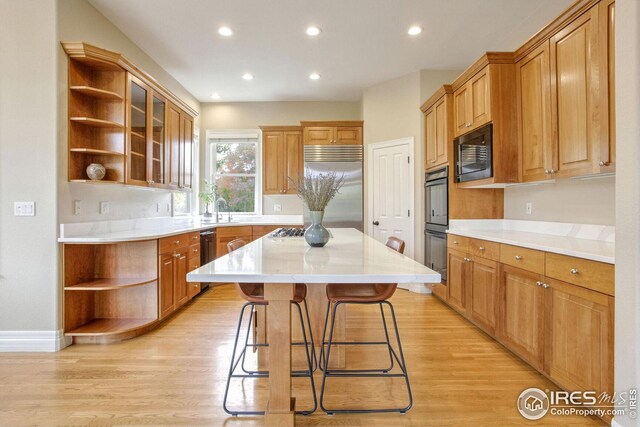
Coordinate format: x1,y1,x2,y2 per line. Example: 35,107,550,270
207,130,260,214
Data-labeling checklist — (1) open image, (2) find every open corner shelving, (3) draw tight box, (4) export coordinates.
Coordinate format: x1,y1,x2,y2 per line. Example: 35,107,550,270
63,240,159,342
64,42,126,183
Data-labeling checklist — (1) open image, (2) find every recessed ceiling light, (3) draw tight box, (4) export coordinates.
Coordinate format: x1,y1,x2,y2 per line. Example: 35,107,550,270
242,73,254,80
306,26,321,36
309,73,321,80
211,92,221,99
408,26,422,36
218,26,233,37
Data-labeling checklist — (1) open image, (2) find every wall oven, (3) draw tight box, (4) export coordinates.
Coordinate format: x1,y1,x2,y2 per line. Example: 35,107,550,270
454,123,493,183
424,167,448,282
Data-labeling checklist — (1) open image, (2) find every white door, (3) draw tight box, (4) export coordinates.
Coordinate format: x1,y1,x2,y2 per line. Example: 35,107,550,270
369,138,414,257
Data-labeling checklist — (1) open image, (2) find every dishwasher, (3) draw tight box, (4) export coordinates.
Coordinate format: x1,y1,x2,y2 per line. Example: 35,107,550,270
199,229,216,294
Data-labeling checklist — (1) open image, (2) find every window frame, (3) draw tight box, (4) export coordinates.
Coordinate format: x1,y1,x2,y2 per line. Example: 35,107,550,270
205,129,262,216
172,125,199,217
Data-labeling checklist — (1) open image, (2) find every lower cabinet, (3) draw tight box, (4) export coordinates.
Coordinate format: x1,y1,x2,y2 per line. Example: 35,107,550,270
216,226,253,257
497,265,545,370
159,232,200,319
544,278,614,398
446,249,468,313
468,257,499,335
442,235,614,417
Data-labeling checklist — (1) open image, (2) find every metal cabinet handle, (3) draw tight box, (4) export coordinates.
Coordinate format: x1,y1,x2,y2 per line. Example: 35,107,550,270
373,221,380,226
535,281,542,286
599,161,610,166
515,255,523,260
549,169,556,174
453,240,458,244
430,160,437,163
544,170,550,174
570,268,579,274
174,240,180,245
542,283,550,289
479,246,485,251
463,257,472,262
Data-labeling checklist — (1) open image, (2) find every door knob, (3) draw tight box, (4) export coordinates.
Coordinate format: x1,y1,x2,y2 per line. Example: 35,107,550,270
373,221,380,226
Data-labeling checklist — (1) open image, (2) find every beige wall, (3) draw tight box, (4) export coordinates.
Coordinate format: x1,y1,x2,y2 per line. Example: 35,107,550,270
614,1,640,425
56,0,201,224
503,176,615,225
199,101,362,215
362,70,460,261
0,0,59,331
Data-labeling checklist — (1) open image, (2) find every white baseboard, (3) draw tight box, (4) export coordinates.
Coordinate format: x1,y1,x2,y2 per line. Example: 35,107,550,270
398,283,432,294
0,330,71,352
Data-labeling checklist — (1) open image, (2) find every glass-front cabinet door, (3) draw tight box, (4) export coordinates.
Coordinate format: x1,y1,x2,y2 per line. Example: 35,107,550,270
151,95,166,185
127,74,151,185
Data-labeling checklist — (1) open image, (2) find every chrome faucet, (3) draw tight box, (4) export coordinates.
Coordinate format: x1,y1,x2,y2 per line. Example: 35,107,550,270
215,197,229,223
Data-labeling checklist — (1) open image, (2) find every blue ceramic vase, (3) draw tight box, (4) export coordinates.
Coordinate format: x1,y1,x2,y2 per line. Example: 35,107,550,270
305,211,330,247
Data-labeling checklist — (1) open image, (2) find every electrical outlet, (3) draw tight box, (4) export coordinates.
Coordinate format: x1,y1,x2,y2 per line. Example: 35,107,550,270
99,201,109,215
166,203,171,214
14,201,35,216
156,202,161,213
273,204,282,212
526,202,533,215
74,200,81,216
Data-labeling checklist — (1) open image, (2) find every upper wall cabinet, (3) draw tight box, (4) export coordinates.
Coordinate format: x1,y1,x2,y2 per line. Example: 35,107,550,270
62,42,197,189
516,41,553,183
451,54,519,186
301,121,363,145
260,126,303,195
453,68,491,137
514,0,615,181
421,85,452,170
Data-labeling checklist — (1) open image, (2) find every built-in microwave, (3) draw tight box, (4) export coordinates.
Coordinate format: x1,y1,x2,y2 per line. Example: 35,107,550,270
454,123,493,183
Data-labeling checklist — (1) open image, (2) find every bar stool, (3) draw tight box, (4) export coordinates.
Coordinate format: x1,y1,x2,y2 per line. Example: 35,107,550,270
319,236,412,415
222,239,317,416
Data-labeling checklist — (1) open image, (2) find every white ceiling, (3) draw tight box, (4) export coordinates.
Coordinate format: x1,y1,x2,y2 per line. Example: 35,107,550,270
89,0,573,103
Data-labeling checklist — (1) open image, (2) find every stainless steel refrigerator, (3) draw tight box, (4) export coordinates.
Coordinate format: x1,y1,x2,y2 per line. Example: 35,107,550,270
303,145,363,231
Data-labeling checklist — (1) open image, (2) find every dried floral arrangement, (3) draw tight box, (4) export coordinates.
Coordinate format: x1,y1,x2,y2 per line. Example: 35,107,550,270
288,171,345,211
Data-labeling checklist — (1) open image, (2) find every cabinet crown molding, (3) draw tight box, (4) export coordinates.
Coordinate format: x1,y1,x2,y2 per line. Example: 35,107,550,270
420,84,453,113
451,52,515,91
299,120,363,127
61,41,198,118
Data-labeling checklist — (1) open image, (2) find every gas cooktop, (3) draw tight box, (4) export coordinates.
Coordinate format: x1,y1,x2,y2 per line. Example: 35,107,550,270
270,227,306,238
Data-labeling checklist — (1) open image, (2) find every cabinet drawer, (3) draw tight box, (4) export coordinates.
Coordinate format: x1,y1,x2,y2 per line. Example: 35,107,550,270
159,233,190,253
469,238,500,261
188,232,200,245
545,253,614,296
448,235,470,252
217,226,253,238
500,244,544,273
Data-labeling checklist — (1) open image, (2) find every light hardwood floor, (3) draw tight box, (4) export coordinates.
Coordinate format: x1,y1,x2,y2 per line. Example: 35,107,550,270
0,285,603,426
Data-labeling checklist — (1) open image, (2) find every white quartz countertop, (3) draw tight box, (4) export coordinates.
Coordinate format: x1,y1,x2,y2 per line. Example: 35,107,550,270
58,215,303,243
187,228,441,284
447,220,615,264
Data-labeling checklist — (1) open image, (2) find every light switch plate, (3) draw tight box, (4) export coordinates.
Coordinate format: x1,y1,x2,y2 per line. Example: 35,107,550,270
526,202,533,215
273,204,282,212
99,201,109,215
14,201,35,216
74,200,81,216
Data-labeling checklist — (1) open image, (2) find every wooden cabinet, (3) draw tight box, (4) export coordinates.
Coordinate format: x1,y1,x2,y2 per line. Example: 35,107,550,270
261,127,303,195
517,41,553,182
216,226,253,257
159,232,201,319
446,249,468,314
598,0,615,173
126,74,171,188
468,257,499,335
159,252,175,318
453,67,491,137
544,277,613,397
63,42,197,189
550,6,600,178
451,55,518,186
498,265,546,369
423,87,451,169
301,121,363,145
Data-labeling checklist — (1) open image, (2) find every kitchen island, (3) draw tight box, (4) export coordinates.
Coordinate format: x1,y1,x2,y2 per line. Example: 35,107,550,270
187,228,440,426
